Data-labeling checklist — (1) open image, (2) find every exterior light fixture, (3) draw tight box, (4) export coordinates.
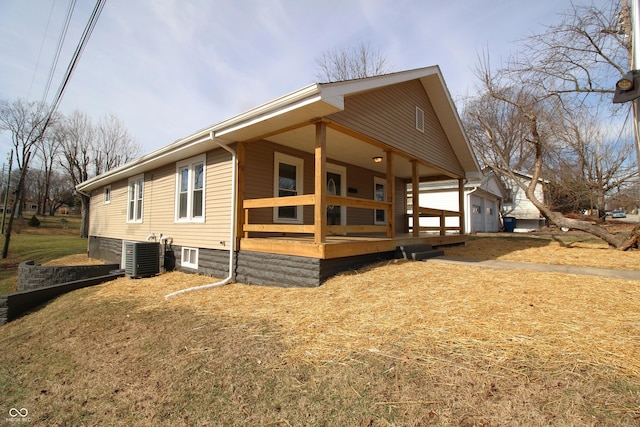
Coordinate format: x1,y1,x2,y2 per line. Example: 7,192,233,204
617,75,634,91
372,156,383,163
613,70,640,103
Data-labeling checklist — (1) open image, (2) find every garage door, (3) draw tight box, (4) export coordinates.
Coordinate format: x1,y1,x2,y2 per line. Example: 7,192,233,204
485,199,498,232
470,195,484,232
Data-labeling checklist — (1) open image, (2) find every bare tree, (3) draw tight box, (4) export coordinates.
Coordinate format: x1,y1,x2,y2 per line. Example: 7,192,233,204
56,111,95,238
34,131,61,215
0,98,53,258
468,53,638,248
57,110,140,237
547,106,636,215
462,0,640,249
510,0,630,101
47,170,76,216
314,41,392,82
94,114,140,175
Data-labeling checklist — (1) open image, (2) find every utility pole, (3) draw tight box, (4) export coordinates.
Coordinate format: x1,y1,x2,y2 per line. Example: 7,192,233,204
1,150,12,234
631,0,640,169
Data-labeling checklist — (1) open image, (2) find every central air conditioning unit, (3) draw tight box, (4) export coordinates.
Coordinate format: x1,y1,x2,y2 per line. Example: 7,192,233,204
124,241,160,278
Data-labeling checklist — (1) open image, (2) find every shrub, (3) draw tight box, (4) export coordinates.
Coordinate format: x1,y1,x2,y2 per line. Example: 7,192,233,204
28,215,41,227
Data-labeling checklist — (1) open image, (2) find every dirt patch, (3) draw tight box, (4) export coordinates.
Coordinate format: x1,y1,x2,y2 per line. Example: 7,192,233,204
42,254,105,266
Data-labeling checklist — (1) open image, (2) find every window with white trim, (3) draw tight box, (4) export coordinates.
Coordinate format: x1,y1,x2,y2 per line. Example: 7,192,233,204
127,174,144,223
175,155,206,223
181,247,199,269
103,185,111,204
374,177,386,225
273,152,304,223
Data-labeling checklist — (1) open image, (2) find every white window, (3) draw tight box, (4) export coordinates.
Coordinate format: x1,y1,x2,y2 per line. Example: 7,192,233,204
104,185,111,204
273,152,304,223
374,177,386,225
181,247,199,269
175,155,206,223
127,175,144,223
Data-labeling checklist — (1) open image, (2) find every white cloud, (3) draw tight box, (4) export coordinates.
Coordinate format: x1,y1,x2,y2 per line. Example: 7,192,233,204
0,0,604,157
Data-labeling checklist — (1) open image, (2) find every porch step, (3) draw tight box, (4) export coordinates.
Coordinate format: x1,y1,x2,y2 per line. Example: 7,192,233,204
398,244,445,261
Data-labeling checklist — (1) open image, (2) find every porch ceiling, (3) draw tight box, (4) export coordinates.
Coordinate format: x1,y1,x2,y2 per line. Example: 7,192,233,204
262,123,443,180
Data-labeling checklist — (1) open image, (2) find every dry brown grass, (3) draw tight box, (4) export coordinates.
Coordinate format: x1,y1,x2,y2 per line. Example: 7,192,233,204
445,232,640,270
42,254,104,266
2,234,640,425
92,266,640,378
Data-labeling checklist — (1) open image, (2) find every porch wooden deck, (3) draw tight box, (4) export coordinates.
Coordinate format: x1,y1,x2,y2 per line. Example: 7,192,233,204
240,233,466,259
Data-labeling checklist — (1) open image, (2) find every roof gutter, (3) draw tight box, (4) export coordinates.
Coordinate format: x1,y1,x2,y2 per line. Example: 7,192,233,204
76,132,217,193
165,131,237,299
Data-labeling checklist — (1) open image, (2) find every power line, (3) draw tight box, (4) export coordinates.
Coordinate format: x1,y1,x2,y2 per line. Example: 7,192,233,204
42,0,77,105
47,0,107,119
28,0,57,99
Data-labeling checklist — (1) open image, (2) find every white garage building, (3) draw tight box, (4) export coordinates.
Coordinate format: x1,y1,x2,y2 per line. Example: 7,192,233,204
412,171,506,233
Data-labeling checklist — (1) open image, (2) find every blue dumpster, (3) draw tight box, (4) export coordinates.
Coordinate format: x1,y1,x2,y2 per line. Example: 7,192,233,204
503,216,516,232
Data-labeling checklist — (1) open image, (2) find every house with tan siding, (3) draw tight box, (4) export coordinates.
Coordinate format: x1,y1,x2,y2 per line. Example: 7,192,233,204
77,66,481,287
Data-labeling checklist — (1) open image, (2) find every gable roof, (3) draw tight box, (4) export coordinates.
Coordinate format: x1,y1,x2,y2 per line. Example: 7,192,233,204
78,66,480,192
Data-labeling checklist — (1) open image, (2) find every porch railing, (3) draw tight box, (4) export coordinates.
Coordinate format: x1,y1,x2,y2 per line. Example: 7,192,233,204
243,195,391,238
407,206,462,235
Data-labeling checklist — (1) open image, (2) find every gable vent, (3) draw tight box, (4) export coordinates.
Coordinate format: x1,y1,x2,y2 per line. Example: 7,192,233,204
415,106,425,132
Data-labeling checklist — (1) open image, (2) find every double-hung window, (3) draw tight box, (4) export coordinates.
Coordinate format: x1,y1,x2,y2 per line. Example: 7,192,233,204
176,155,206,223
104,185,111,204
273,152,304,223
127,174,144,223
374,177,386,225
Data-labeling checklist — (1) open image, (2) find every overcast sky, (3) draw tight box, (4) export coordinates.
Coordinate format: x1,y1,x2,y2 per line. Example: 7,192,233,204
0,0,602,160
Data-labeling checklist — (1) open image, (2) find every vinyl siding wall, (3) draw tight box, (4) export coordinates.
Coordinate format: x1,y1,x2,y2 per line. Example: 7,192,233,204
88,148,233,250
328,80,465,177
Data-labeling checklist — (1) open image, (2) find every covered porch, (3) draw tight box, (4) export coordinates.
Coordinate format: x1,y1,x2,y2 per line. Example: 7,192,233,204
236,120,467,259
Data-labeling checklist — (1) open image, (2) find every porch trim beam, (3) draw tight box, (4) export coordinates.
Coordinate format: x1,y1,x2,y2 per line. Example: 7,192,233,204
326,120,459,179
314,121,327,244
411,160,420,237
402,174,461,184
386,150,395,238
458,178,466,234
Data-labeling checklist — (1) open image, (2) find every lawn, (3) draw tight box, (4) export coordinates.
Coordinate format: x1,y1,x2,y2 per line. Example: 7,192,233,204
1,230,639,426
0,215,87,295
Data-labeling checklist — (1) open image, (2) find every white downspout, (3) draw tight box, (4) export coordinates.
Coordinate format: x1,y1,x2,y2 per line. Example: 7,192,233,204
466,186,478,234
165,131,237,299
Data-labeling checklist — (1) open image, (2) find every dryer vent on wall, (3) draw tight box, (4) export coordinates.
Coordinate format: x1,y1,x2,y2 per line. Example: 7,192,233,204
125,241,160,278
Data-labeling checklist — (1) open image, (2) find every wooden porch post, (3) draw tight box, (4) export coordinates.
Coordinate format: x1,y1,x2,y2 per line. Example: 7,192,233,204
458,178,465,235
385,150,395,238
314,121,327,244
411,160,420,237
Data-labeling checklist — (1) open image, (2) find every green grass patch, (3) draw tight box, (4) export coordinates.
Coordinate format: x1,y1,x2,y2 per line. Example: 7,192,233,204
0,215,86,295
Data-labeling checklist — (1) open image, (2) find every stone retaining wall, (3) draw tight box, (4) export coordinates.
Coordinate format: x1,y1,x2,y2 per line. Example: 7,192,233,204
1,273,123,325
18,261,120,292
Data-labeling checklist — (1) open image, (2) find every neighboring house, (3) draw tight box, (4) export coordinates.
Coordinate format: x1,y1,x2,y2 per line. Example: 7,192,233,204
77,66,481,287
500,171,548,232
412,169,506,233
